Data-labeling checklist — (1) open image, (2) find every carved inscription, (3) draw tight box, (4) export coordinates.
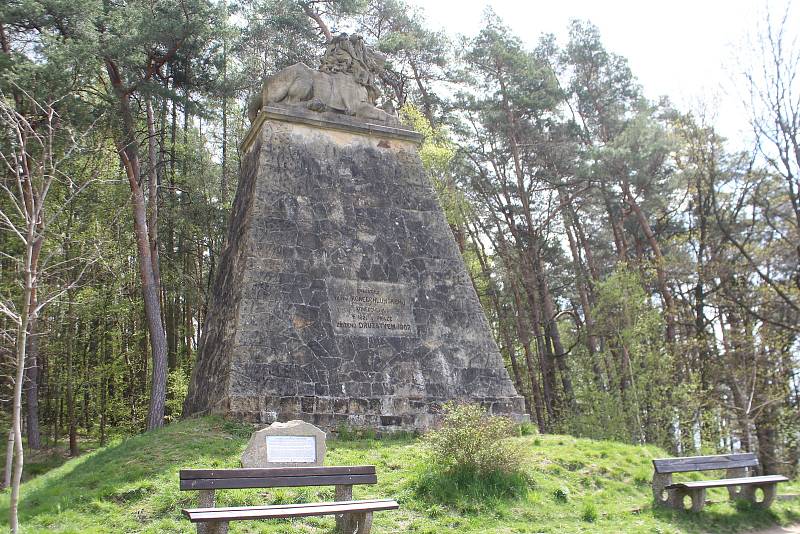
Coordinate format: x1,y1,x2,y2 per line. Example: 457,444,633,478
327,278,416,337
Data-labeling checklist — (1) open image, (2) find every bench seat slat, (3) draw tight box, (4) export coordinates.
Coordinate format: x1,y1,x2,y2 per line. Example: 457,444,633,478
182,498,399,522
186,497,392,514
180,473,377,490
666,475,788,490
653,453,758,474
180,465,375,480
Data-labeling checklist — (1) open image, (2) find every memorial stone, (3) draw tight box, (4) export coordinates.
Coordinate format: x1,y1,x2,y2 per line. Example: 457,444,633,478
241,420,327,468
184,34,528,431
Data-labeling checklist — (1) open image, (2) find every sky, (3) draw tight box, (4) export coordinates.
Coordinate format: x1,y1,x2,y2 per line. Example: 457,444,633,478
405,0,796,149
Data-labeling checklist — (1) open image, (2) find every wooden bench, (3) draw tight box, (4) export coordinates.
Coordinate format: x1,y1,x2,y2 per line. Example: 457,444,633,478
652,453,788,512
180,465,398,534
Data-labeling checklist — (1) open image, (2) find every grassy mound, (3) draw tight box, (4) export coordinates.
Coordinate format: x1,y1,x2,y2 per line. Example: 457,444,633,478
0,417,798,533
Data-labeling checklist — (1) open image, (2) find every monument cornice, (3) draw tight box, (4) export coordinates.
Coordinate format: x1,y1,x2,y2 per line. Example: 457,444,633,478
241,104,424,153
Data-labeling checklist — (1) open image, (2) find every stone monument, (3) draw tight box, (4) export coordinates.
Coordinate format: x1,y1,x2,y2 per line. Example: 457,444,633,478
241,420,327,468
184,33,527,431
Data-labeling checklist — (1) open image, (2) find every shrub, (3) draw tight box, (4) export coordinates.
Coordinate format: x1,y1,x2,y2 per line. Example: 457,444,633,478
581,501,598,522
553,487,570,503
414,464,531,507
424,402,524,476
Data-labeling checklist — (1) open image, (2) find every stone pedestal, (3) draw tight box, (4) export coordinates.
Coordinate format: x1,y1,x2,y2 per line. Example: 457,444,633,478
184,105,528,431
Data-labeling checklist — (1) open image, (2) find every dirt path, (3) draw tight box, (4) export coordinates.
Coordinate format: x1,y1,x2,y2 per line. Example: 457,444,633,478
748,526,800,534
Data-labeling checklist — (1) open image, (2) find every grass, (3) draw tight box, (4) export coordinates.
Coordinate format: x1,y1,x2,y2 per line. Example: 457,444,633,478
0,416,797,533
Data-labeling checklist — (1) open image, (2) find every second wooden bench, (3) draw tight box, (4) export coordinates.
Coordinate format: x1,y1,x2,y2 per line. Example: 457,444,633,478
652,452,788,512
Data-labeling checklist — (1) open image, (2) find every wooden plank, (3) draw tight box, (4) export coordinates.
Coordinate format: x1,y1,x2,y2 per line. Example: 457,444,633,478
186,498,393,514
666,475,789,490
183,499,399,523
653,453,757,470
652,453,758,474
180,473,378,491
180,465,375,480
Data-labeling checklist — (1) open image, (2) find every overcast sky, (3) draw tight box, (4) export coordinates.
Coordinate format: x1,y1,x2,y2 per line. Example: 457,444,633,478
405,0,796,150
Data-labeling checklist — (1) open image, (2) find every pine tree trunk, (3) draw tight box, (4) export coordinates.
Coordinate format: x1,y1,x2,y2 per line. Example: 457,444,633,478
535,249,578,413
464,220,530,414
561,204,605,390
509,276,547,432
106,74,168,431
621,177,677,344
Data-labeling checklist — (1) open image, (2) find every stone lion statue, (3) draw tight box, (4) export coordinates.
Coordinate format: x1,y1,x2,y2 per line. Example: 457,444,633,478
247,33,397,124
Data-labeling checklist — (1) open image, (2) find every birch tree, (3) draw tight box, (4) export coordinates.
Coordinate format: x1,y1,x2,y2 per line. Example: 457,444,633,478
0,91,93,533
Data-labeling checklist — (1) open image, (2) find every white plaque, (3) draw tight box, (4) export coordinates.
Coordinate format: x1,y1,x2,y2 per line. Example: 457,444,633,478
266,435,317,463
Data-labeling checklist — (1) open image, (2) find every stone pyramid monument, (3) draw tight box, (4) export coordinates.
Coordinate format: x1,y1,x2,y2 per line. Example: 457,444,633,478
184,34,527,430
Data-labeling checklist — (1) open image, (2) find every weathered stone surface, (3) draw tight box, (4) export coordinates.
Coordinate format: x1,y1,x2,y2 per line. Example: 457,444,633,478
241,420,326,468
183,103,528,431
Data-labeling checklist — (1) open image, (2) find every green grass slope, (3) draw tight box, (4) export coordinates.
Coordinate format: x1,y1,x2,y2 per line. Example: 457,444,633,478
1,417,798,533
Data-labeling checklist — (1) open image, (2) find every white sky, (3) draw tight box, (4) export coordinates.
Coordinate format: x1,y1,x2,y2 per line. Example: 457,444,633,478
406,0,796,150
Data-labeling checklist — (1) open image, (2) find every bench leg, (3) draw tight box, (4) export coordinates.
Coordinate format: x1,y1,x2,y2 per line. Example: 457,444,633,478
335,484,354,533
670,487,706,512
726,468,748,500
336,511,373,534
652,472,673,507
743,483,777,509
197,522,228,534
196,490,227,534
355,511,373,534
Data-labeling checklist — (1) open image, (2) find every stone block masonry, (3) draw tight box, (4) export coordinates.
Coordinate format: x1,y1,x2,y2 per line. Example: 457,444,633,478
183,105,528,431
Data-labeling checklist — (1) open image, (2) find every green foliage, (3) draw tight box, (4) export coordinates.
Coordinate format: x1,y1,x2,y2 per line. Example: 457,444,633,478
165,369,189,421
400,103,468,231
581,501,598,522
424,402,524,477
401,104,454,174
413,465,532,512
563,265,687,449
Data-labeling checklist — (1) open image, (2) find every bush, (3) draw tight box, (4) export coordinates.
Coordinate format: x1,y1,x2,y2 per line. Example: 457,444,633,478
553,487,570,503
424,402,524,476
414,464,531,508
581,501,598,522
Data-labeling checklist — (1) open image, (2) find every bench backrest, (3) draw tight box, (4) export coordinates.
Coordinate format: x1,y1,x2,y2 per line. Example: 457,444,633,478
652,453,758,474
179,465,377,491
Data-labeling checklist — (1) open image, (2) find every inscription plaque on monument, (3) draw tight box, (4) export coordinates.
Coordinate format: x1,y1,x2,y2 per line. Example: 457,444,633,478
328,278,416,337
266,436,316,463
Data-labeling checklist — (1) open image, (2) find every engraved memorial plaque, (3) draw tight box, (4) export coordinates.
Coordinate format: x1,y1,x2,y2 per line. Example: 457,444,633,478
328,278,416,337
241,420,326,467
265,435,317,463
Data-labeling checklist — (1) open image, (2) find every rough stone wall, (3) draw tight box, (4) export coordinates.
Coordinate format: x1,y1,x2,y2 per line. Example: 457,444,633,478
185,109,527,430
183,134,261,416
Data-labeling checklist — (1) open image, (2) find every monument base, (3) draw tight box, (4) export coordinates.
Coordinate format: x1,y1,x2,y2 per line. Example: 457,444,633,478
184,105,528,431
226,393,527,430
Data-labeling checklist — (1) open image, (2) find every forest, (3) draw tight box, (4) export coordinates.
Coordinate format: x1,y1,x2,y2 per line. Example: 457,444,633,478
1,0,798,503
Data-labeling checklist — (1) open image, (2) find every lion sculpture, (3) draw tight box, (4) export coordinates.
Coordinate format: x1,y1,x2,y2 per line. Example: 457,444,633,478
247,33,397,124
